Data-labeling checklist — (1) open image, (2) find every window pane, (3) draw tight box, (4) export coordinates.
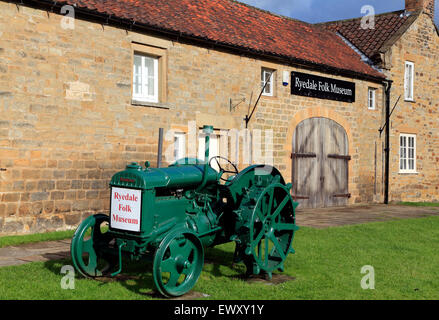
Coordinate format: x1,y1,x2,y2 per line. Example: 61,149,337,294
400,135,416,172
144,56,155,96
174,133,186,161
368,89,375,109
262,69,273,95
133,53,159,102
405,63,414,99
133,55,142,95
174,137,178,160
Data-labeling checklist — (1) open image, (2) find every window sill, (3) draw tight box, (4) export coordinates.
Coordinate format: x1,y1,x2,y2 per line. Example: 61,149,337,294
261,94,277,100
398,171,418,175
131,100,172,110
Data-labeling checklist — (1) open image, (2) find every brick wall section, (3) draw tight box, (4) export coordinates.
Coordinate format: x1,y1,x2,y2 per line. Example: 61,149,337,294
1,2,434,234
383,12,439,202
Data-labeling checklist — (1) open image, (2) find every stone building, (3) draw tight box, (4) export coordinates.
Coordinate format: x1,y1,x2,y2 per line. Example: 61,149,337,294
320,0,439,204
0,0,437,234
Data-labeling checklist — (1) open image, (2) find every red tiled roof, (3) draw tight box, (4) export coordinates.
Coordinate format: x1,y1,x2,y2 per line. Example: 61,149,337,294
52,0,384,79
319,10,419,60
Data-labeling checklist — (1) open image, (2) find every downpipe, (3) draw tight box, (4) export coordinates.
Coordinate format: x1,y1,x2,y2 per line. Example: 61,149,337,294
383,79,393,205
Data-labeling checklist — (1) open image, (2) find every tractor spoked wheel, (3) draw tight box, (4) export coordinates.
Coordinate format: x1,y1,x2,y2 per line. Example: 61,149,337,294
153,229,204,298
71,214,116,278
247,183,298,278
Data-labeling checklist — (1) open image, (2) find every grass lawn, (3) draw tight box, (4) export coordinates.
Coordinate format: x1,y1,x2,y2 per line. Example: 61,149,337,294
0,230,75,249
398,202,439,207
0,216,438,300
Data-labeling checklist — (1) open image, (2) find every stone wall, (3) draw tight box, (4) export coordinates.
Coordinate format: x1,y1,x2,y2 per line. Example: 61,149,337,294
383,12,439,202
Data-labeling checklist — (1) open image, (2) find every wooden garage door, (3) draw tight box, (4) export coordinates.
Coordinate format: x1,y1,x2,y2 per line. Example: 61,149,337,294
292,117,350,208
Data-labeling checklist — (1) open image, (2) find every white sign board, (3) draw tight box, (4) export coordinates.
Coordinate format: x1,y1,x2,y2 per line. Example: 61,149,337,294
110,187,142,232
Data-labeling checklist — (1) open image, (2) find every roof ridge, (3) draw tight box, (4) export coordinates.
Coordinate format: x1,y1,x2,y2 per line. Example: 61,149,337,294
227,0,313,26
315,9,406,26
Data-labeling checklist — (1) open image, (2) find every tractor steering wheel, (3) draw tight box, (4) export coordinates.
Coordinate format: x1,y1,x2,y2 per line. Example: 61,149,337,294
209,156,239,182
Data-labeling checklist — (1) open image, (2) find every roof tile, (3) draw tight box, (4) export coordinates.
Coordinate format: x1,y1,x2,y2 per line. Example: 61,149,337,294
320,10,416,59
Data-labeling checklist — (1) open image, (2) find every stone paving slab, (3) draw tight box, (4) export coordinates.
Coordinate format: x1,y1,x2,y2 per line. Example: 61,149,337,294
0,205,438,267
0,240,71,267
296,204,439,228
0,257,28,267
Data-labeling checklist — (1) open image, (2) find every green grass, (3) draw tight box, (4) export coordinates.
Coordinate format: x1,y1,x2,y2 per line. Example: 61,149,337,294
1,216,438,300
397,202,439,207
0,230,75,249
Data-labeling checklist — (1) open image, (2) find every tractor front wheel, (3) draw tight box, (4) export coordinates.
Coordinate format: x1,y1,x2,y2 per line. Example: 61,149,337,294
152,229,204,298
71,214,116,278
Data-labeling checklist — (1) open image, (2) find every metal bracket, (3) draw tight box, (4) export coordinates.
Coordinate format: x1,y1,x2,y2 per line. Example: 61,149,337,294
293,195,310,200
229,97,246,112
333,193,351,198
291,153,317,159
328,154,351,160
111,241,126,277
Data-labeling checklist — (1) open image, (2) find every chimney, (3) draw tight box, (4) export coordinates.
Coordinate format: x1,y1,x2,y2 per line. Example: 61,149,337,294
405,0,435,18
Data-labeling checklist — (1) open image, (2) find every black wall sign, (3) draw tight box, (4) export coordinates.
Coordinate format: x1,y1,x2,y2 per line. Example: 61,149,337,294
291,71,356,103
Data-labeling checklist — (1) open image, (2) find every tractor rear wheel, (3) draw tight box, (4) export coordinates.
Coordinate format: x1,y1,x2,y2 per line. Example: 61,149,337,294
245,183,299,278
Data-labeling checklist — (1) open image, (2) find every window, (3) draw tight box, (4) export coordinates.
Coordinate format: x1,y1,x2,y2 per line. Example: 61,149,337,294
368,88,376,110
261,68,275,96
174,132,186,161
133,53,159,103
404,61,414,101
399,134,416,173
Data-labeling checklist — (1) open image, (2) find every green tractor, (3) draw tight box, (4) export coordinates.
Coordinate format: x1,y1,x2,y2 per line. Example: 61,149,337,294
71,125,299,297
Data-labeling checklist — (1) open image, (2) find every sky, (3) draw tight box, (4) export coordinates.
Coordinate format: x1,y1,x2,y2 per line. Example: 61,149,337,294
239,0,439,26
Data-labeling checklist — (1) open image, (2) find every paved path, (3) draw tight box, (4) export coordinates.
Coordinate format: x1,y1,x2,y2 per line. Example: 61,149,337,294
0,239,71,267
1,204,439,267
296,204,439,228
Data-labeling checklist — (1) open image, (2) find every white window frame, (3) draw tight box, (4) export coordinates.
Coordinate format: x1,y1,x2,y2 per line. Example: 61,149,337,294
261,68,275,97
404,61,414,101
399,133,417,174
368,88,376,110
174,132,186,161
132,53,159,103
198,132,220,171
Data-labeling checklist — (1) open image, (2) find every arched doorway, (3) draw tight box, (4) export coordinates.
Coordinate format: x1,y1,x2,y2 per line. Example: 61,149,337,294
292,117,350,208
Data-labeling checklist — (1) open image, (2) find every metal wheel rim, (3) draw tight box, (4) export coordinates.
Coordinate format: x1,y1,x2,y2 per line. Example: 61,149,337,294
153,230,204,298
249,183,296,273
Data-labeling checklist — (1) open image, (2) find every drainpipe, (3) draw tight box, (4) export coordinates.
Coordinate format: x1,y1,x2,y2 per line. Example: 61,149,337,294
383,80,393,204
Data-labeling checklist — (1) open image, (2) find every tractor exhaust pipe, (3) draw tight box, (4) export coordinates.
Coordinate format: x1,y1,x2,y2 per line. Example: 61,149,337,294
197,125,213,191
